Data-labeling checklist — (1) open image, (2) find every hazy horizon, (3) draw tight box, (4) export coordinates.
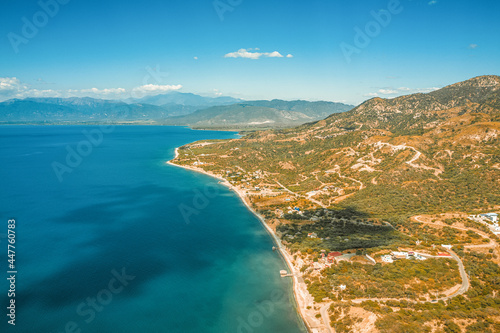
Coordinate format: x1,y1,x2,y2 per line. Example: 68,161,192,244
1,0,499,105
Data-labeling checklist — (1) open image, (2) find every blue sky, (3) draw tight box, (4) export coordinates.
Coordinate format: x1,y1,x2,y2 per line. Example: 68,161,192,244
0,0,498,105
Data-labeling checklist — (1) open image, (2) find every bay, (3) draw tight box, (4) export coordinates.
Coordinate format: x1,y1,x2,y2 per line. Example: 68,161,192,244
0,125,306,333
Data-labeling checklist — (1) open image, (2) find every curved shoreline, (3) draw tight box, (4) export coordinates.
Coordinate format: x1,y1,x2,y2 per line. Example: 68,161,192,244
167,148,315,333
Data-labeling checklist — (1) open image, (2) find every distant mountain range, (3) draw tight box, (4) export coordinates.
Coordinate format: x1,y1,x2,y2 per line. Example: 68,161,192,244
0,92,354,128
0,97,170,123
164,101,354,129
129,91,243,107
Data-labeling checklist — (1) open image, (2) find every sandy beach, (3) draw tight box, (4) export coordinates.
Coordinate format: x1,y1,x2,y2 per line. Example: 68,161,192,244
167,148,332,333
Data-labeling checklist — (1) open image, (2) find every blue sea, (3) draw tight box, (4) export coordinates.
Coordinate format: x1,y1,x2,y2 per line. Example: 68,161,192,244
0,126,306,333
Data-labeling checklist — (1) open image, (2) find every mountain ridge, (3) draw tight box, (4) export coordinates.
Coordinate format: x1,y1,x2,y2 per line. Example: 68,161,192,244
163,100,354,129
128,91,244,107
0,95,354,127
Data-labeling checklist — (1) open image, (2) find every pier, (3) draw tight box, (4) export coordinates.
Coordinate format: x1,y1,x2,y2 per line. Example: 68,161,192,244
280,270,294,277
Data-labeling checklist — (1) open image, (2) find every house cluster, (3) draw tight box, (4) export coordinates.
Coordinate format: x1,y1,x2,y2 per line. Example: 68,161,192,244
382,251,427,263
305,186,343,198
470,213,498,224
469,213,500,234
323,185,343,194
480,213,498,223
288,207,303,215
306,190,322,197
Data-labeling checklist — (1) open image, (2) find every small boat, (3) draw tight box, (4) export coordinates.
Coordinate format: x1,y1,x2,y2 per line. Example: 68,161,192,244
272,246,277,251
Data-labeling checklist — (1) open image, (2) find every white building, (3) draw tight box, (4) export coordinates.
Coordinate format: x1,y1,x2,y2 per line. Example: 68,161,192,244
391,251,408,259
481,213,498,223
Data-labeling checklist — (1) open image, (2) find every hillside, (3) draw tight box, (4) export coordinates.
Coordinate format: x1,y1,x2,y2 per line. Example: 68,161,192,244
244,99,353,119
172,75,500,217
164,100,354,129
170,75,500,332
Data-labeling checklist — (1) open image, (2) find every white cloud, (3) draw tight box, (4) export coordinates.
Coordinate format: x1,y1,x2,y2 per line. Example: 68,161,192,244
80,88,127,95
428,0,438,5
413,87,440,93
365,86,441,99
0,77,183,102
131,84,182,94
267,51,284,58
194,56,198,60
378,89,399,95
468,44,478,49
0,77,28,99
28,89,62,98
225,49,262,59
224,48,292,60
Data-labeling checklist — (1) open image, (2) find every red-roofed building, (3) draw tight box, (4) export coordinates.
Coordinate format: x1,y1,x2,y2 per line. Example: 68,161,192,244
438,253,452,257
327,252,342,263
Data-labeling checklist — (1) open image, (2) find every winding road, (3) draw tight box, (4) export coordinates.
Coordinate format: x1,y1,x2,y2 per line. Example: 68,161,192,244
316,219,474,331
275,180,327,208
439,250,469,301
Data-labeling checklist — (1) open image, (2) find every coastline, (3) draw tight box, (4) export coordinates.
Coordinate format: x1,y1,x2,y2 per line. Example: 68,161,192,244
167,147,330,333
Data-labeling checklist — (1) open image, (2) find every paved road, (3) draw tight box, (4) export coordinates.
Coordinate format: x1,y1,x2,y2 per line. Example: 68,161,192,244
439,250,469,301
404,250,469,301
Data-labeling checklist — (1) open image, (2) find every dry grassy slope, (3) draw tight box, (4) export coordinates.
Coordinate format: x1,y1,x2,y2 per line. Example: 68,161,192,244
176,76,500,217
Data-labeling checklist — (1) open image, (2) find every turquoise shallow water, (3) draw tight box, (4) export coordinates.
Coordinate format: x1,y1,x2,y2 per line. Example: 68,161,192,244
0,125,306,333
